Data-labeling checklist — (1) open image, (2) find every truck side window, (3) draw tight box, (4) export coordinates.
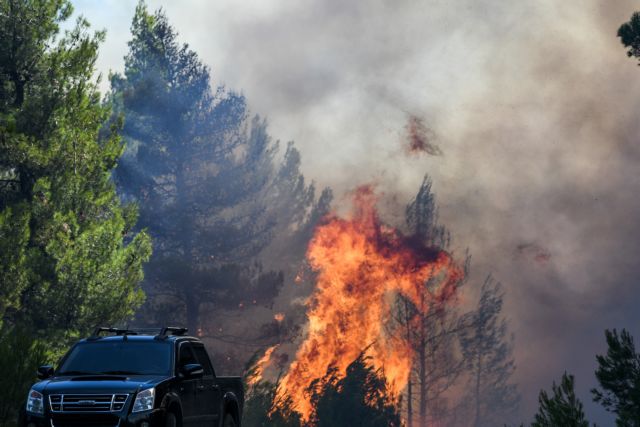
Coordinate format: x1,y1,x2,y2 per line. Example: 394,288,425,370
178,344,197,368
192,345,215,377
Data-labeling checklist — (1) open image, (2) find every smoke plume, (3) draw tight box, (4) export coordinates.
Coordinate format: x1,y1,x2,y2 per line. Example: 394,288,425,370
73,0,640,423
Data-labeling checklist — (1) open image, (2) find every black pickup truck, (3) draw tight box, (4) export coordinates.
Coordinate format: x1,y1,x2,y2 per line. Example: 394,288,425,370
21,327,243,427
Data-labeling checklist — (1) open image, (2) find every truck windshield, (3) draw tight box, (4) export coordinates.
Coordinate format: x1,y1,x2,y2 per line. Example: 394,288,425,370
57,341,172,376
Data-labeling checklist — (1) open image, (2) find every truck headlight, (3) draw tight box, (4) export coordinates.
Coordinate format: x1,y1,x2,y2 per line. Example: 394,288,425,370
26,389,44,415
132,388,155,413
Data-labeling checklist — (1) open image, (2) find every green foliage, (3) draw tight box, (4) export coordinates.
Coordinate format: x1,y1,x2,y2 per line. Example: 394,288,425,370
532,372,591,427
0,0,151,339
0,328,48,427
0,2,151,424
0,205,30,326
592,329,640,426
308,355,402,427
618,12,640,64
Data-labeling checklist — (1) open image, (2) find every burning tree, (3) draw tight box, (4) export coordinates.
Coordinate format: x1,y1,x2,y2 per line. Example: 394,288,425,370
308,354,403,427
388,177,520,427
244,354,403,427
243,380,302,427
246,178,518,426
248,185,464,422
393,176,469,426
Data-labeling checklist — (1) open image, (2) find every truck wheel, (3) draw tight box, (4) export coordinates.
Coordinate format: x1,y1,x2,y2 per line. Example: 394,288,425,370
166,412,177,427
223,413,237,427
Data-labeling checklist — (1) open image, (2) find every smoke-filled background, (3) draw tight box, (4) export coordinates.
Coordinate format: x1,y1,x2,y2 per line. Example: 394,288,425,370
71,0,640,423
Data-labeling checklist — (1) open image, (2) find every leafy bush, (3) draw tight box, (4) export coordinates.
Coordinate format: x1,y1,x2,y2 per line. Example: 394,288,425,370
0,328,48,427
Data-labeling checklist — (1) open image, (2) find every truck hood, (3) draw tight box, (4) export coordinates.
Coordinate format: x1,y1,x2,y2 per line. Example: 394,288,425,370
41,375,166,394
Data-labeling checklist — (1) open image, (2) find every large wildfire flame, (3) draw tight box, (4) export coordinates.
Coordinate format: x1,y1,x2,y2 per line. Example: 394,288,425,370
270,186,463,419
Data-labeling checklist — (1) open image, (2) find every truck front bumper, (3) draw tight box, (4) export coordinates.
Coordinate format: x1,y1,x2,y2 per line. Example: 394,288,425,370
22,408,167,427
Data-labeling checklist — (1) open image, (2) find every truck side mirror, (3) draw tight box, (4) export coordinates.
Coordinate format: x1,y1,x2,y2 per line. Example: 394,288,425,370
181,363,203,379
37,365,54,380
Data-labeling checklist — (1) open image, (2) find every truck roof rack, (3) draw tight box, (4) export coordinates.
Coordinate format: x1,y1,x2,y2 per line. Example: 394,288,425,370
88,327,188,340
156,327,188,339
89,327,139,340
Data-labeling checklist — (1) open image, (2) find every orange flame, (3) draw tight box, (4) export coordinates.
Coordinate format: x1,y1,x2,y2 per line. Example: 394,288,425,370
275,186,463,419
247,345,278,387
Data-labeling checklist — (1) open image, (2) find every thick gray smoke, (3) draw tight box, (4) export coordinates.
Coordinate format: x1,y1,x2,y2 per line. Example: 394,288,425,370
74,0,640,423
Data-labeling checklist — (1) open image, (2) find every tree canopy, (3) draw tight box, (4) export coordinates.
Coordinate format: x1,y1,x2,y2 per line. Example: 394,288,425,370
0,0,151,339
308,355,403,427
592,329,640,426
110,2,330,353
532,372,591,427
0,1,151,423
618,12,640,64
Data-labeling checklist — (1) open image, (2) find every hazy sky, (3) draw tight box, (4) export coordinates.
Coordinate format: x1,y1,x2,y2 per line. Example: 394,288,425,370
71,0,640,423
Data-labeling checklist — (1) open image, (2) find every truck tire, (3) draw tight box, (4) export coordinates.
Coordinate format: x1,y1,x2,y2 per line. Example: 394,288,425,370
223,413,237,427
166,412,177,427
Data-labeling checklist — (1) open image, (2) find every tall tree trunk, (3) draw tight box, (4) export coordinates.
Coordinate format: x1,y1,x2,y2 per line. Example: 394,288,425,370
407,377,413,427
12,75,25,108
404,299,414,427
473,352,482,427
419,295,427,425
176,158,197,334
9,0,25,108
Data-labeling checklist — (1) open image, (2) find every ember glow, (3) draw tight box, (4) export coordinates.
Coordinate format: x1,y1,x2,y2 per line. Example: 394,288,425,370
272,186,463,419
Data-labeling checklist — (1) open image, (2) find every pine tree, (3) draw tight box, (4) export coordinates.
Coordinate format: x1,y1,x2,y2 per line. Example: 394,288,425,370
309,355,403,427
393,176,468,426
111,2,327,345
460,276,519,427
532,372,591,427
592,329,640,426
618,12,640,64
243,379,302,427
0,0,151,338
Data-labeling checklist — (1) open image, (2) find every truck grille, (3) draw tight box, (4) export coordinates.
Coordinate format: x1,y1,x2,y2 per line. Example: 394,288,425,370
49,394,129,413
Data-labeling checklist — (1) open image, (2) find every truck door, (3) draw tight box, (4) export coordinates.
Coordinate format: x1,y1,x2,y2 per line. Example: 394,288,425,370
177,343,200,426
192,344,222,425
